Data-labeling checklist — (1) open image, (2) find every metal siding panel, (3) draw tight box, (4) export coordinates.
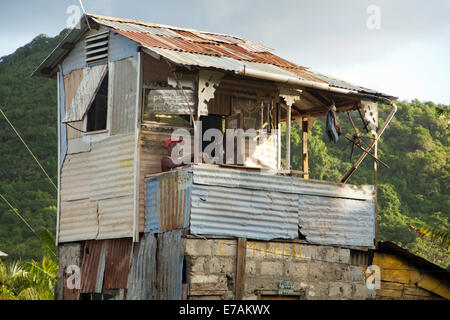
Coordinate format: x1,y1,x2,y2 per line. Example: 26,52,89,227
127,233,158,300
190,184,298,241
111,57,137,135
61,38,87,76
145,176,160,233
59,134,135,243
139,130,171,233
192,165,375,200
80,240,104,293
61,152,91,202
89,134,135,201
298,195,376,247
145,170,192,234
156,230,183,300
103,238,133,290
59,200,98,243
97,196,134,240
109,32,139,61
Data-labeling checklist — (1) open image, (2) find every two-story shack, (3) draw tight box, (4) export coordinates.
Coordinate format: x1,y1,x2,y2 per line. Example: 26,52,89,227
34,14,399,300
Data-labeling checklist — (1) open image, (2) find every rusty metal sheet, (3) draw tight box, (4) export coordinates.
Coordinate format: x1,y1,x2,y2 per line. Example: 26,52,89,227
156,230,183,300
127,233,157,300
80,240,104,293
298,195,376,247
145,170,192,234
103,238,133,290
37,14,393,99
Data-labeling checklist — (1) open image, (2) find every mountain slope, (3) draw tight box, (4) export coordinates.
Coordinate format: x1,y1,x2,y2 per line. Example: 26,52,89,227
0,30,68,260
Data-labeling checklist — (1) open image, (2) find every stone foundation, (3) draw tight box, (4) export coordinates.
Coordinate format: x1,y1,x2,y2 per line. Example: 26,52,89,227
184,238,372,300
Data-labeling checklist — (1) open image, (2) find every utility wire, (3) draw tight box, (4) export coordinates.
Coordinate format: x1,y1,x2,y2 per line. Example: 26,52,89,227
0,193,57,257
0,193,39,240
0,108,57,191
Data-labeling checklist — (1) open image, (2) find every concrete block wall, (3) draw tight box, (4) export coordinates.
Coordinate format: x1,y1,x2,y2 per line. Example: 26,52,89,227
184,238,372,300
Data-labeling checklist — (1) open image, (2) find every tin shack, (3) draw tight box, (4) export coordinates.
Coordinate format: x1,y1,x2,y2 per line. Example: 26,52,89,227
34,14,403,300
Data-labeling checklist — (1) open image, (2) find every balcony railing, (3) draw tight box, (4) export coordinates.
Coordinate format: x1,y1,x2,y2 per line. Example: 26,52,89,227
145,164,376,248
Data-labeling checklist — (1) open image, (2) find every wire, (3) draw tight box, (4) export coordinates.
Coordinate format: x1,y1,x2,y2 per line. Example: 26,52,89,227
0,108,57,191
78,0,91,30
67,122,87,133
0,193,39,240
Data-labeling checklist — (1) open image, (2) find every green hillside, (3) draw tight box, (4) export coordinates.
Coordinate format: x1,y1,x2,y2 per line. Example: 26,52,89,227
0,30,68,260
0,31,448,268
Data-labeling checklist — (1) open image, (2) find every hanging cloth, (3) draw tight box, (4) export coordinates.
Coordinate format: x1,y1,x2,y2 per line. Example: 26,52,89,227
326,107,341,143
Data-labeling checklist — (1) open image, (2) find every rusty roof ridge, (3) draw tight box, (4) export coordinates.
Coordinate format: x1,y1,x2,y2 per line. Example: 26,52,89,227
87,13,249,43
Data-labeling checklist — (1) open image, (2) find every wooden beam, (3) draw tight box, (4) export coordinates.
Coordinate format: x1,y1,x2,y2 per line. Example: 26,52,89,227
302,118,309,179
286,104,291,170
235,238,247,300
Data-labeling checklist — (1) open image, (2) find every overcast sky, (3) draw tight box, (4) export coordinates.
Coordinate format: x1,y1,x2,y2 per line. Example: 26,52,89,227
1,0,449,104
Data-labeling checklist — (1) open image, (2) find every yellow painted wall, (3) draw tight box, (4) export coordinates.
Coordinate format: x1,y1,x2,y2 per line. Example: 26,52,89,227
372,252,449,300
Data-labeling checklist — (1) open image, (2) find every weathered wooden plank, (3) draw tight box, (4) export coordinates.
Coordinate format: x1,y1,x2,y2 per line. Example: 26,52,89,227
63,64,108,123
235,238,247,300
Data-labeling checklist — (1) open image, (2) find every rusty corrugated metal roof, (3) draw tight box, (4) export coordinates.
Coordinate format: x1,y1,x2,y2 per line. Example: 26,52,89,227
33,13,396,100
88,14,326,82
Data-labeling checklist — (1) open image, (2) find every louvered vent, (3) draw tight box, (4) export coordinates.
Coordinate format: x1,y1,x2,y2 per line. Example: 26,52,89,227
85,31,109,64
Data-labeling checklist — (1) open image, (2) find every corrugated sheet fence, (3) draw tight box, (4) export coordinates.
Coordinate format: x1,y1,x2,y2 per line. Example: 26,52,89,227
145,165,376,247
127,230,184,300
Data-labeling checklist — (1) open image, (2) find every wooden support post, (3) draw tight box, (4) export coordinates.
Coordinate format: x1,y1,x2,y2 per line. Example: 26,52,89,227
277,102,281,170
235,238,247,300
374,139,378,247
286,104,291,170
302,118,309,179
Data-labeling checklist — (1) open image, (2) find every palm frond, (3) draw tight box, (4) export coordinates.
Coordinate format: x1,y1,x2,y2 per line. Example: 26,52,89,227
408,222,450,251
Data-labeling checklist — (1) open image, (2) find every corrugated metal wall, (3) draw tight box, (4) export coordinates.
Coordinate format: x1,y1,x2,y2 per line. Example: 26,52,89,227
143,165,376,246
103,238,133,290
139,130,171,231
145,170,192,233
191,184,298,240
127,231,183,300
78,239,133,296
192,165,375,200
298,196,376,247
58,28,142,243
156,230,184,300
59,134,135,243
110,57,137,135
127,233,157,300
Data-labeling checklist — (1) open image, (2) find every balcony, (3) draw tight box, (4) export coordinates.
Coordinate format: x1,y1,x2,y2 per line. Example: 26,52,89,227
145,164,376,248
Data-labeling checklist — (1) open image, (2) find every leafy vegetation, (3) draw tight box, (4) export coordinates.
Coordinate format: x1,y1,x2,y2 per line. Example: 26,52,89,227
0,230,57,300
0,30,68,261
283,100,449,269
